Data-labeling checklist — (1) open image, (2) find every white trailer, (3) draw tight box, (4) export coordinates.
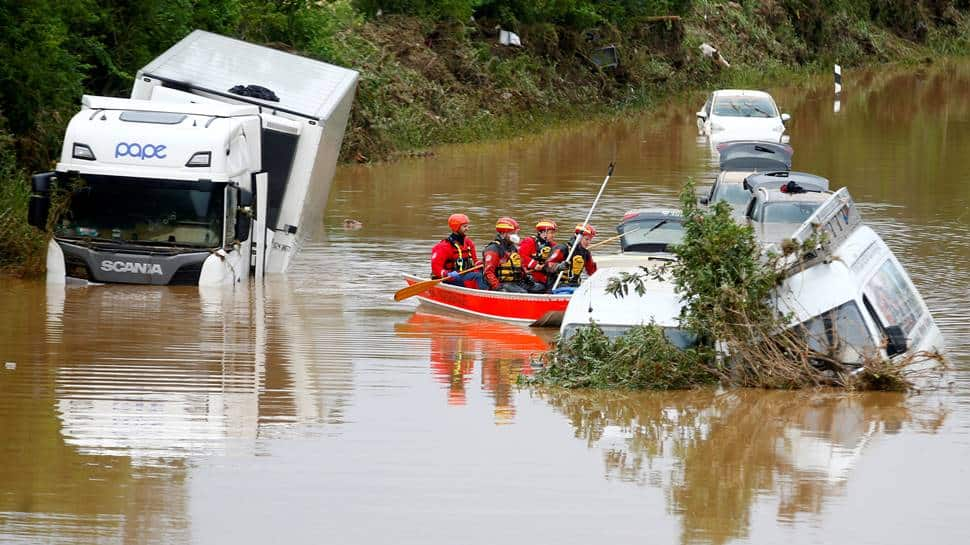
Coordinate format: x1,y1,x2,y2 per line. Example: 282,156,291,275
29,30,358,286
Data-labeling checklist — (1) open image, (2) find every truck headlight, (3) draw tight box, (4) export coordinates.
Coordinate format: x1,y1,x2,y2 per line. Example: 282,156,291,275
186,152,211,167
72,143,96,161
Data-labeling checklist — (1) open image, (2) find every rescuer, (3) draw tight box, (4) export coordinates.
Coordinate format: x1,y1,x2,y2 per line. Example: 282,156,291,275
430,213,487,289
544,223,598,291
518,219,557,289
482,217,543,293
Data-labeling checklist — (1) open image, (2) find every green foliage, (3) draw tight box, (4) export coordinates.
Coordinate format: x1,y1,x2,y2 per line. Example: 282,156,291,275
356,0,693,27
0,115,44,273
670,179,782,343
353,0,480,20
532,323,716,390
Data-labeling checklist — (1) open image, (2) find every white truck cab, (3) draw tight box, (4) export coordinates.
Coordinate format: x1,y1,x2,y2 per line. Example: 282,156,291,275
29,30,357,286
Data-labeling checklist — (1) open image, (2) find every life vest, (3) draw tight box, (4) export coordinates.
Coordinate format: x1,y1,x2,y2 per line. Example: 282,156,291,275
442,233,475,272
530,235,554,264
484,239,523,283
551,238,590,286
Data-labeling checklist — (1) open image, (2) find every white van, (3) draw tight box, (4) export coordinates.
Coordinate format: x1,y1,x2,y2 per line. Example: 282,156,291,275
774,189,944,367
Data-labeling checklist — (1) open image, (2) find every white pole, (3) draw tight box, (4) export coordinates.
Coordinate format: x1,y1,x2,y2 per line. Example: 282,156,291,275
834,64,842,95
551,162,615,291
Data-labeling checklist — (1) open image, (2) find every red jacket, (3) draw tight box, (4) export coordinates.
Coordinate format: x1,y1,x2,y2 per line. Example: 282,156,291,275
518,235,554,284
431,233,479,278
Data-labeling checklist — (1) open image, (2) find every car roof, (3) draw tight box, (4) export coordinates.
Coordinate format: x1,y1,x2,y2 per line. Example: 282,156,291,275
719,141,793,172
713,89,773,98
757,188,832,204
744,171,830,193
619,208,683,224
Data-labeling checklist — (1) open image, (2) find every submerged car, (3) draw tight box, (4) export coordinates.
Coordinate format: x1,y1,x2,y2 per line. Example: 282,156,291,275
775,189,944,371
697,90,790,144
744,173,832,245
560,209,690,342
700,141,795,218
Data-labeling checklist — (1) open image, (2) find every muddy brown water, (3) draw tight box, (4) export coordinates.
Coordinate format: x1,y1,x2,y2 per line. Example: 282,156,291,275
3,61,970,544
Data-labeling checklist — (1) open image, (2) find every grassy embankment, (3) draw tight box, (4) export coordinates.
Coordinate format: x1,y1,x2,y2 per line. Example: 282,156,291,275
2,0,970,275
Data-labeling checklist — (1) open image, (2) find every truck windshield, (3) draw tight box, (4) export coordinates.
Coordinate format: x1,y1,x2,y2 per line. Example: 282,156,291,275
55,175,224,248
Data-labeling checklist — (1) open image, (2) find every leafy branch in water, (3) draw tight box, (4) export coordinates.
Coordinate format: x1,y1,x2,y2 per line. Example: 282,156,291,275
530,322,716,390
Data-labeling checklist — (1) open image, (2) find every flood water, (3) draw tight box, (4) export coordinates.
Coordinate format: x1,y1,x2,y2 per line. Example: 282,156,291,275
3,61,970,544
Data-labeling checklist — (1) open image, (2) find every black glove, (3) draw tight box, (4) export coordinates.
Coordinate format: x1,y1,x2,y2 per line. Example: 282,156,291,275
553,262,568,273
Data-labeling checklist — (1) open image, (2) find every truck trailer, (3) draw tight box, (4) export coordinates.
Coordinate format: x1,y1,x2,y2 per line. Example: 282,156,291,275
28,30,358,286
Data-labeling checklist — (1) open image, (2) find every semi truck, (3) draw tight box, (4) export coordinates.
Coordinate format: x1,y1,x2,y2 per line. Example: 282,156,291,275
28,30,358,286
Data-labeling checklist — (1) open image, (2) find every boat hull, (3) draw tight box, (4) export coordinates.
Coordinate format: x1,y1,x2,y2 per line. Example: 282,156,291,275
402,274,570,327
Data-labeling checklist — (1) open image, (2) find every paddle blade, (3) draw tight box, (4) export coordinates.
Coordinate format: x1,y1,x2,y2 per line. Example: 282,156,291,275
394,278,443,301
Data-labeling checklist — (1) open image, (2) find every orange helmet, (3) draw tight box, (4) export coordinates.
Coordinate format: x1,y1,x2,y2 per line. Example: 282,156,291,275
448,213,470,232
575,223,597,238
535,219,557,232
495,217,519,233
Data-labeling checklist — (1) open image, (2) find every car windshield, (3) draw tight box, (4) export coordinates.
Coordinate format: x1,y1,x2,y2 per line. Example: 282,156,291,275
55,175,224,248
761,202,821,223
798,301,877,365
619,218,685,251
712,183,752,207
714,95,778,118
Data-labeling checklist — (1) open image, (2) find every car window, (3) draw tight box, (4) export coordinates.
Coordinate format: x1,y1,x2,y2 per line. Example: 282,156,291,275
712,183,752,207
745,198,760,220
864,259,924,335
620,218,685,251
798,301,877,364
761,202,821,223
713,95,779,118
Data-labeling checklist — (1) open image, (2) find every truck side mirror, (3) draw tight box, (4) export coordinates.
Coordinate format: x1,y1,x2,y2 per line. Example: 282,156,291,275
27,172,56,229
781,113,791,123
235,213,252,242
696,111,707,120
235,188,253,241
885,325,908,357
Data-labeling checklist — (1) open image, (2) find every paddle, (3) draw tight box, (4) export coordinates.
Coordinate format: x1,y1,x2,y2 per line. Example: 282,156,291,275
587,226,640,250
551,162,615,291
394,264,484,301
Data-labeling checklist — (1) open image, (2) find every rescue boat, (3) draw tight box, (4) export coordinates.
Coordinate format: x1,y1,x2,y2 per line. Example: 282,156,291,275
400,274,571,327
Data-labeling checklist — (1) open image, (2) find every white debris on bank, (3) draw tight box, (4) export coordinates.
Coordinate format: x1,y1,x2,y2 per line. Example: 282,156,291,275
700,42,731,68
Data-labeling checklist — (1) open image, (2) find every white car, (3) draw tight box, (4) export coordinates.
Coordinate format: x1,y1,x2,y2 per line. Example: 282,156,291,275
696,90,790,143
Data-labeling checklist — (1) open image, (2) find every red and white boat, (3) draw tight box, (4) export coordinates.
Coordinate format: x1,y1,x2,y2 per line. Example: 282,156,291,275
401,274,571,327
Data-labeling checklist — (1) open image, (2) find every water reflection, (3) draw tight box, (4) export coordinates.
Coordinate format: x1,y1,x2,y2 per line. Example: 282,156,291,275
394,311,550,422
44,277,354,463
540,388,948,545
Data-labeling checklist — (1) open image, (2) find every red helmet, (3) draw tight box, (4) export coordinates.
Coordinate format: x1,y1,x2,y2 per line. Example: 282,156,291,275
448,213,470,232
575,223,597,238
496,217,519,233
535,219,557,232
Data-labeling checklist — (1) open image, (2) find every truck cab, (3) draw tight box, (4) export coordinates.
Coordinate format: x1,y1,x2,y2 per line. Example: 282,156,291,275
33,97,262,285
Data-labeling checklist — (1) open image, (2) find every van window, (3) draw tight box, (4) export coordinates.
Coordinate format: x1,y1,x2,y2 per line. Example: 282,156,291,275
798,301,876,365
864,259,923,335
761,202,821,223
